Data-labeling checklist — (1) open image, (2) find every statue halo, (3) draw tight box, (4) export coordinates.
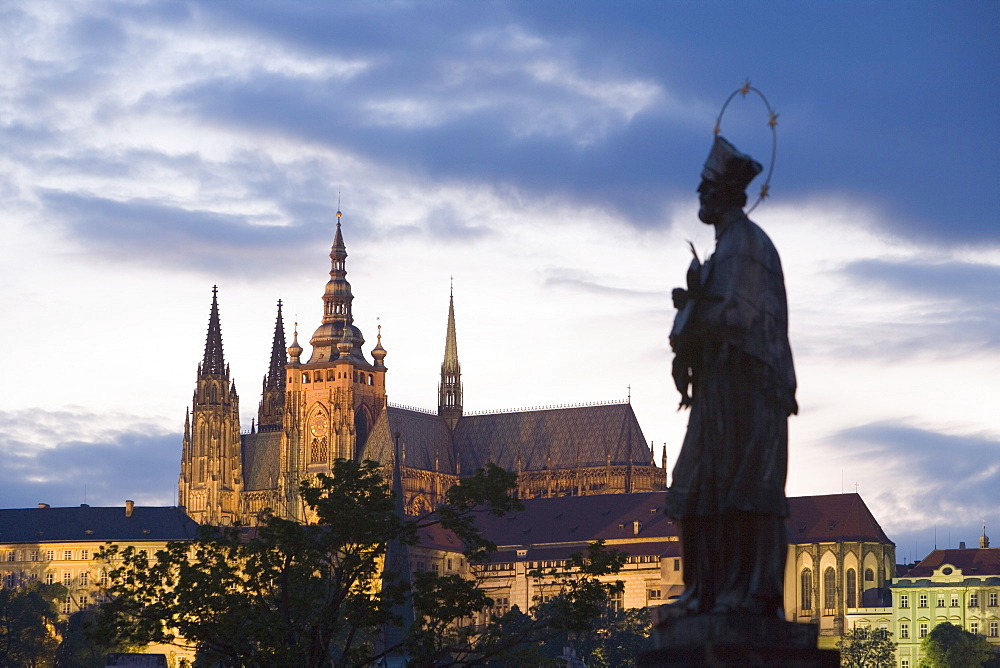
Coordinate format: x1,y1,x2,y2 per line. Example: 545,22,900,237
713,81,778,213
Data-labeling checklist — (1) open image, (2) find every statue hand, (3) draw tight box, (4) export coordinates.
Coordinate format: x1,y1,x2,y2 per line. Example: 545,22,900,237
672,288,688,310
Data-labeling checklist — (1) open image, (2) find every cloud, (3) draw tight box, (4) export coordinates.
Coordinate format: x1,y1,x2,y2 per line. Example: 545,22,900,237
0,409,178,508
834,422,999,540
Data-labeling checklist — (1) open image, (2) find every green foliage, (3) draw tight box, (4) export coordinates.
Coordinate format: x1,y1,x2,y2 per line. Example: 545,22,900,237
0,580,66,667
837,626,895,668
54,609,133,668
919,621,994,668
93,459,626,667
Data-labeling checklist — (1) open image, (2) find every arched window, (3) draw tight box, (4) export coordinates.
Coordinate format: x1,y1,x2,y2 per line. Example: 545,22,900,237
846,568,857,608
865,567,874,583
368,373,374,385
824,567,837,611
303,373,310,383
801,568,812,611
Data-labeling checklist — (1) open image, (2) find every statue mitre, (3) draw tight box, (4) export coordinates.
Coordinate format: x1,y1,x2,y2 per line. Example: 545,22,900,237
702,136,763,193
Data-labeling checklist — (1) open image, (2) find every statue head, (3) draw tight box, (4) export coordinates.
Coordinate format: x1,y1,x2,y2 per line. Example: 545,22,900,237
698,136,762,225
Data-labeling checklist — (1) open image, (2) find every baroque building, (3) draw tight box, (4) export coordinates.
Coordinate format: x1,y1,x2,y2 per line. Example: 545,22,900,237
178,213,664,525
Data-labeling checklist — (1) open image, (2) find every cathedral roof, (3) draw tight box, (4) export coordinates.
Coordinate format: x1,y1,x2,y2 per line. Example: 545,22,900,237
786,493,893,544
242,431,282,491
359,402,653,476
0,505,200,543
453,403,652,472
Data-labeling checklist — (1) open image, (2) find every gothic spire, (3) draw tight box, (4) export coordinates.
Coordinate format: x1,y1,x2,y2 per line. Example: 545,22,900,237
265,300,287,390
438,280,462,427
308,209,366,364
202,286,227,376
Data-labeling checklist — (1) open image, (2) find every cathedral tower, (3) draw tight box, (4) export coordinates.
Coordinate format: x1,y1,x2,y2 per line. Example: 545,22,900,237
179,287,244,525
280,211,388,521
437,283,462,429
257,300,286,433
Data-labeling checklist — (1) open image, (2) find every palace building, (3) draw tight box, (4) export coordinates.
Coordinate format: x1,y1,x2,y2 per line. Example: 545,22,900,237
178,213,665,525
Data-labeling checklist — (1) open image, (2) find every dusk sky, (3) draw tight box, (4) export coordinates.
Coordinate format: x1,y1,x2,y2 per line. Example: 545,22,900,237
1,1,996,563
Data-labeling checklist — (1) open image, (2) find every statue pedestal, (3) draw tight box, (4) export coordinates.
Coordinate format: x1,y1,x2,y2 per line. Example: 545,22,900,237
637,607,839,667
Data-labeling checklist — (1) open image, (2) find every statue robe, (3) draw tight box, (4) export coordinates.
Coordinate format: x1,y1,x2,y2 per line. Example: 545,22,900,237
665,213,797,520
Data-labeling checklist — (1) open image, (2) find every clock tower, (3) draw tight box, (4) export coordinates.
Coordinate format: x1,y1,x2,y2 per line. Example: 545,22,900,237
280,211,388,521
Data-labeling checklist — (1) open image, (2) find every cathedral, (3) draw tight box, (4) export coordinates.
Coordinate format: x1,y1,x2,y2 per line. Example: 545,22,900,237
178,213,666,525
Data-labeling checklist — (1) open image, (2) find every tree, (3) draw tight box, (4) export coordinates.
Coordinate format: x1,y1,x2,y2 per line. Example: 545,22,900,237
93,459,626,666
0,580,66,667
919,621,994,668
54,608,134,668
837,626,895,668
536,606,652,668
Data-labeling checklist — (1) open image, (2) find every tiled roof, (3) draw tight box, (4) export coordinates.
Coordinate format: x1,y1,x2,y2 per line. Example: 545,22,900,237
0,506,200,544
475,491,677,548
904,548,1000,577
358,407,456,473
471,491,893,552
242,431,281,491
786,493,892,544
454,403,652,472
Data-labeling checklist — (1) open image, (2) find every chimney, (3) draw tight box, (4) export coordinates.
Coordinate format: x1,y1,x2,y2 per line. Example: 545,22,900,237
37,503,49,509
633,520,641,535
125,500,134,518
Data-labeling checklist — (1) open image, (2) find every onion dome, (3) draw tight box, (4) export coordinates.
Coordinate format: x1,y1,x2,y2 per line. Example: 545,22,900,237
288,322,303,363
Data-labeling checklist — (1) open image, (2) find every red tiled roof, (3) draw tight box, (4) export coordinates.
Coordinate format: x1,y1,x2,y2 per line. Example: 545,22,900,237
786,493,892,544
905,548,1000,577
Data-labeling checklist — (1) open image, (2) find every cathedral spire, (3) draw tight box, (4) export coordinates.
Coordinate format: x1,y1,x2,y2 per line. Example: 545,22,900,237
308,210,366,363
202,286,227,376
438,280,462,428
264,300,287,388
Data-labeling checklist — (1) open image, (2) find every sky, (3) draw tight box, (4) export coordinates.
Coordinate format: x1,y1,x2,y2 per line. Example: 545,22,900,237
1,0,997,564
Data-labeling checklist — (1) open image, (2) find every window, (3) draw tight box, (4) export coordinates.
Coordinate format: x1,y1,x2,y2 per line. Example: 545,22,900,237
5,551,14,562
801,569,813,611
937,595,945,607
45,550,54,561
951,594,959,607
30,551,38,562
823,567,836,611
64,550,72,560
79,571,88,586
492,596,510,616
900,593,909,609
447,559,453,571
79,595,88,608
846,569,857,608
62,596,72,615
80,549,89,560
45,573,54,585
991,621,999,638
901,660,909,668
919,594,928,608
990,592,998,607
919,622,928,639
608,589,623,612
970,593,979,607
864,568,874,582
138,549,148,558
647,588,661,601
970,621,979,635
673,558,680,571
900,623,909,639
62,572,72,586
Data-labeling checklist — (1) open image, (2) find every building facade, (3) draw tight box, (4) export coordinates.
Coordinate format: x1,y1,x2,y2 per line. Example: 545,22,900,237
0,503,200,667
179,213,665,526
889,542,1000,668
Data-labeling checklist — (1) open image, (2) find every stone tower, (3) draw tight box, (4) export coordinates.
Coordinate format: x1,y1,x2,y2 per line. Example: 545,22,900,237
280,211,388,521
178,286,244,525
257,300,287,433
437,283,463,429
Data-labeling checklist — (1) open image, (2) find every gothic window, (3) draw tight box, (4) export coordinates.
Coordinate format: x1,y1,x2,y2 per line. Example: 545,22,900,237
846,568,857,608
800,568,812,611
210,385,218,403
823,567,836,612
864,567,874,582
311,437,328,463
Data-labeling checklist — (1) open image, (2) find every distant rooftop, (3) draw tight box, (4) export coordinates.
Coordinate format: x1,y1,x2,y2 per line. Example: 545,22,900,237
0,505,200,544
904,547,1000,578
